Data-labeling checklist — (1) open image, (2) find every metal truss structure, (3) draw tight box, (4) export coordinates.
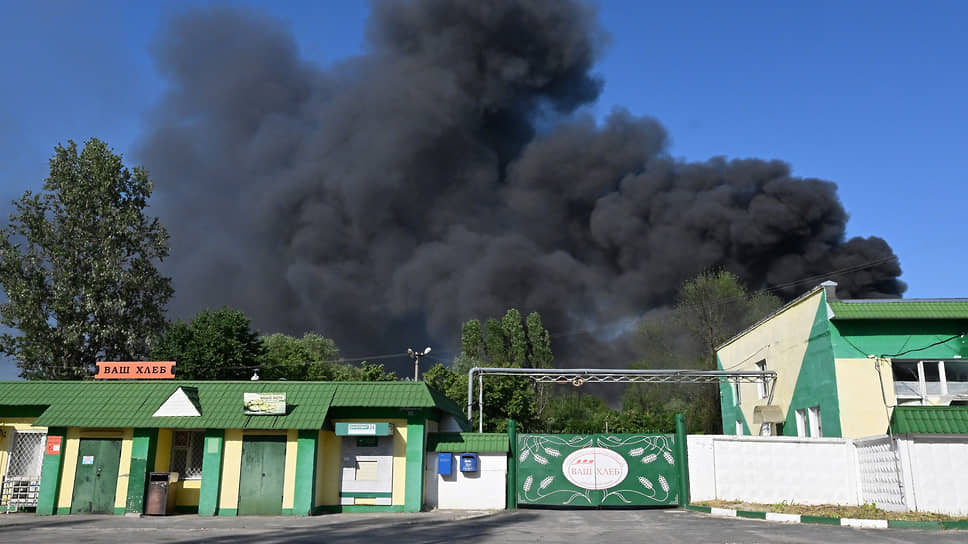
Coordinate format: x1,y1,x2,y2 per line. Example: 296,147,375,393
466,367,777,432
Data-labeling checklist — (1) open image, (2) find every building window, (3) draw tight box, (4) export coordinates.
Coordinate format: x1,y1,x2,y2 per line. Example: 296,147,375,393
795,408,807,437
735,419,744,435
808,405,822,437
755,360,768,399
171,431,205,480
732,381,742,406
759,423,772,436
892,359,968,403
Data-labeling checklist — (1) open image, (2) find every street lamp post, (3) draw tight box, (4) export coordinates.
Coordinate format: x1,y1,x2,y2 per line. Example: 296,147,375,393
408,346,432,381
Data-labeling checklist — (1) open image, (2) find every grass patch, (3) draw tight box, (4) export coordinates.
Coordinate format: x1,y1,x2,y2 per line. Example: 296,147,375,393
694,500,968,522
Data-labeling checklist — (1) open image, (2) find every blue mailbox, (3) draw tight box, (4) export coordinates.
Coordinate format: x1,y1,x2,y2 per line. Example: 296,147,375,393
459,453,479,472
437,452,453,476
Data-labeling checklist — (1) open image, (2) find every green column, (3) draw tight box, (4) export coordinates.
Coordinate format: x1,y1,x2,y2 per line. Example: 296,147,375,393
292,430,318,515
506,419,517,510
36,427,67,515
404,416,425,512
198,429,224,516
674,413,690,507
125,428,158,514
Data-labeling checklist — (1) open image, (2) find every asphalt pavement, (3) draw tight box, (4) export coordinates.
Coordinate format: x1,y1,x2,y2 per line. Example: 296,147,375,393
0,508,963,544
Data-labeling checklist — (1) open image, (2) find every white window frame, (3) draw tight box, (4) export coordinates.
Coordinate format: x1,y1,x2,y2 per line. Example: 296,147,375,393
732,381,741,406
755,360,768,399
735,419,744,435
808,405,822,437
892,359,968,403
795,408,807,437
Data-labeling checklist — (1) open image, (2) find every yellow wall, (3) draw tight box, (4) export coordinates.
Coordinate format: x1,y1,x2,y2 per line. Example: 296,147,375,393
328,418,407,505
282,429,298,510
0,419,44,479
717,288,824,429
57,428,131,510
317,430,340,506
218,429,243,510
835,357,894,438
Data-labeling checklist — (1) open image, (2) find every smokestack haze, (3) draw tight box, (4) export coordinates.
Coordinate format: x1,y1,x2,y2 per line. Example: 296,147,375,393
139,0,904,369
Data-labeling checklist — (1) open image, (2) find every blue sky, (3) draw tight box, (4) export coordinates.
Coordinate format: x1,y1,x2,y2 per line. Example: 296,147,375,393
1,0,966,379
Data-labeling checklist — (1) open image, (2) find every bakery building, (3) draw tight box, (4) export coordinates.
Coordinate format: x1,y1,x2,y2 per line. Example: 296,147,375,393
0,380,469,515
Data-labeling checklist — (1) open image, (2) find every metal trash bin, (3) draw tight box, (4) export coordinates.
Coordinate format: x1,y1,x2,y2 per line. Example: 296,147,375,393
145,472,176,515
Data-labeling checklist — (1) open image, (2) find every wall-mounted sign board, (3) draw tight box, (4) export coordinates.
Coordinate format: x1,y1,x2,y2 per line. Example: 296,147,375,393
243,393,286,415
334,422,393,436
95,361,175,379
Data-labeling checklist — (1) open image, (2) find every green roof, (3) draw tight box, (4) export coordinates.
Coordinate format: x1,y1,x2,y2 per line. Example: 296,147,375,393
891,406,968,434
829,300,968,320
426,432,509,453
0,381,467,430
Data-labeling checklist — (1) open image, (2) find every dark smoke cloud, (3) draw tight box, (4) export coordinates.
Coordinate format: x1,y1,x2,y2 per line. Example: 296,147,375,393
139,0,904,371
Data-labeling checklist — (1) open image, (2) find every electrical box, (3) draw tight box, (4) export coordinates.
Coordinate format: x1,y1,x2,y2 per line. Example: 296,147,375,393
437,452,452,476
459,453,479,472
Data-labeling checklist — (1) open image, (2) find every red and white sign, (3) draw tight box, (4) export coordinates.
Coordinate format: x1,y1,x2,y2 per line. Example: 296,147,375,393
561,447,629,490
95,361,176,379
45,435,62,455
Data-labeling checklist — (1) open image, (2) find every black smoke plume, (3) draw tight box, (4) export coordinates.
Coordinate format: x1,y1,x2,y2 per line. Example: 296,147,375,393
139,0,904,371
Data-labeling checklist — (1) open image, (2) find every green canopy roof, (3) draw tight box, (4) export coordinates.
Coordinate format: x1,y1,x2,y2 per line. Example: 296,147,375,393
890,406,968,434
0,380,467,430
426,432,509,453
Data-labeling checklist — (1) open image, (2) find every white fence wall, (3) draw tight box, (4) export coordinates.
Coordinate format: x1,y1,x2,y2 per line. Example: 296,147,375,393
688,435,858,506
688,434,968,515
899,436,968,516
424,452,507,510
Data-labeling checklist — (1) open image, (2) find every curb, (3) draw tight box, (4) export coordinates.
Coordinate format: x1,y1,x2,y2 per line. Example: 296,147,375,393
685,504,967,530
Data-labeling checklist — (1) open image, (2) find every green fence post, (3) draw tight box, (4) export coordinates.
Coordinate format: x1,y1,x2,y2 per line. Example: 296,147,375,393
198,429,224,516
674,413,690,507
125,428,158,514
36,427,67,515
506,419,517,510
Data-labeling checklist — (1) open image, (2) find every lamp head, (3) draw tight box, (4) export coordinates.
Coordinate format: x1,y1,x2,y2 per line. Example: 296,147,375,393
423,347,432,355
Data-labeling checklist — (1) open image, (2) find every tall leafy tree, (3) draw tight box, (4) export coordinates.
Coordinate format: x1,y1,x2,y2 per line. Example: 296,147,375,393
426,309,556,432
260,332,341,380
153,308,263,380
623,269,782,433
0,139,173,379
259,332,397,381
502,309,528,367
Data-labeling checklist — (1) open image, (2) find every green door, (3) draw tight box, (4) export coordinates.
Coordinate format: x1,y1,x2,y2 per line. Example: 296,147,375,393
516,433,681,507
238,436,286,515
70,438,122,514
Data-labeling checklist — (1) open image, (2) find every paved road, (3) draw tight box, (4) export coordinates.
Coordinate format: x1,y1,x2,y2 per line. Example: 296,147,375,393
0,508,963,544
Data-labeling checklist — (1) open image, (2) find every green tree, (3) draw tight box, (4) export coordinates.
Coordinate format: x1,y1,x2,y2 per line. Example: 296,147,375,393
623,270,782,433
0,139,173,379
426,309,556,432
460,320,484,362
483,318,508,366
502,309,528,367
260,332,340,380
153,308,264,380
525,312,552,369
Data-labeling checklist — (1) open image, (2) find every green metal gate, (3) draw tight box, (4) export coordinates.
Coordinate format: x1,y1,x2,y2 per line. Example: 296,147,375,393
515,433,681,507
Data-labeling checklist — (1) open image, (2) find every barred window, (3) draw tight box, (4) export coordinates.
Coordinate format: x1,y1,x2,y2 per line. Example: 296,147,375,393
171,431,205,480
